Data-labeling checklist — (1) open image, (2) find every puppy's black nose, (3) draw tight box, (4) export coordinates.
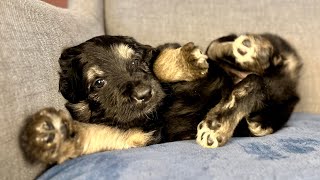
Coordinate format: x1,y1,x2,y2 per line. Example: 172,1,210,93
132,84,152,102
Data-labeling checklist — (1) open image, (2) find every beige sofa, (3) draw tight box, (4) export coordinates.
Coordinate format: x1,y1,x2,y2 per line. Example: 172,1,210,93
1,0,320,179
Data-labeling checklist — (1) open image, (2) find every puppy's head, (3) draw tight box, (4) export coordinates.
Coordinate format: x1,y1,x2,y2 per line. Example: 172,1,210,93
59,35,165,126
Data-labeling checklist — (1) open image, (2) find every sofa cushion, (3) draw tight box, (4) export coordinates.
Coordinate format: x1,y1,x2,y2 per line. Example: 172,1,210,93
39,113,320,179
0,0,105,179
104,0,320,114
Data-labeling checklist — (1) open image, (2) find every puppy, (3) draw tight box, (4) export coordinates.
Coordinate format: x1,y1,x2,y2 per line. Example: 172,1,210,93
20,35,213,164
20,33,302,164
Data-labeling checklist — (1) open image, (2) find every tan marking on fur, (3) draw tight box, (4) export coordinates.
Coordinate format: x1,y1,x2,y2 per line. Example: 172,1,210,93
75,122,154,155
153,48,186,82
234,86,249,98
224,95,236,109
154,45,208,82
247,122,273,137
71,102,89,114
223,86,250,110
86,66,104,82
53,122,154,163
283,54,301,80
112,44,134,59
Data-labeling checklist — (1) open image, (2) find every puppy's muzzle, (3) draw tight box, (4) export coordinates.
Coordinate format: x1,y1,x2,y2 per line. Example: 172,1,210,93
131,84,152,103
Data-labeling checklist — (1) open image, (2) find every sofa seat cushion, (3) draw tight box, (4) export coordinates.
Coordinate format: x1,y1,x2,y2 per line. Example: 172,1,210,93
39,113,320,179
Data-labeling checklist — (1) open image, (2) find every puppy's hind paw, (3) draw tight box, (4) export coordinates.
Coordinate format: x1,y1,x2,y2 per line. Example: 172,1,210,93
232,34,273,71
20,108,80,164
196,119,231,148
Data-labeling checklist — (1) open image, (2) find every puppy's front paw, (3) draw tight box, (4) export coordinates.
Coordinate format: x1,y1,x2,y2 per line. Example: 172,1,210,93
196,117,232,148
181,42,209,80
20,108,80,164
233,34,273,71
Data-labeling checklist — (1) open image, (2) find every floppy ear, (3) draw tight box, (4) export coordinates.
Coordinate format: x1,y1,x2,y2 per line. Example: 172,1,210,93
58,45,87,103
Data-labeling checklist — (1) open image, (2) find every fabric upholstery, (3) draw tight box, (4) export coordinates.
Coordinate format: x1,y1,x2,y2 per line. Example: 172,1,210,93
39,113,320,180
0,0,105,179
104,0,320,113
1,0,320,179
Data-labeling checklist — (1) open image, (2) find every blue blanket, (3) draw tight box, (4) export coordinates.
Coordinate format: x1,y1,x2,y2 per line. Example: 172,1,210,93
39,113,320,180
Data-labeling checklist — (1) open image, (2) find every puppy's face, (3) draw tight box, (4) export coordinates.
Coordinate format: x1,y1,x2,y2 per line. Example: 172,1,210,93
59,36,165,126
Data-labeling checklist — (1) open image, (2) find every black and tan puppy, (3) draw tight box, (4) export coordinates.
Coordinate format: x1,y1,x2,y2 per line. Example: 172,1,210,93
20,34,301,164
20,35,213,164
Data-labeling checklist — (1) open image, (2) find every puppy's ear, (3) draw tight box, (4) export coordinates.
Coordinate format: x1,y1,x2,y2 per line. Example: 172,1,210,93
58,46,87,103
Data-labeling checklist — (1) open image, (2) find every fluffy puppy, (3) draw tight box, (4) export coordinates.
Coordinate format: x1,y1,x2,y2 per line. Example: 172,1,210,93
20,33,302,165
20,35,213,164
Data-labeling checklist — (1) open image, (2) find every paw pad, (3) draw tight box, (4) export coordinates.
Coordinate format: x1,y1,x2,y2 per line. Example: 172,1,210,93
233,35,257,64
196,120,228,148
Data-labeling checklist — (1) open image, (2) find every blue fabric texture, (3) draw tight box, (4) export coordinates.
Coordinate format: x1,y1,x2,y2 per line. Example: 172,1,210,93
39,113,320,180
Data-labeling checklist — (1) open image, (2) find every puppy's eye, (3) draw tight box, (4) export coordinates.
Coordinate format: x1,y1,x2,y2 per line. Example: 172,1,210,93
93,78,106,89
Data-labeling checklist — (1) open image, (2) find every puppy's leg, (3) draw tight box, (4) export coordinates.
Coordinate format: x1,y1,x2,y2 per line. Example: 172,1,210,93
246,115,274,137
246,94,299,137
207,34,273,71
206,34,238,60
21,108,154,164
154,42,208,82
196,74,267,148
